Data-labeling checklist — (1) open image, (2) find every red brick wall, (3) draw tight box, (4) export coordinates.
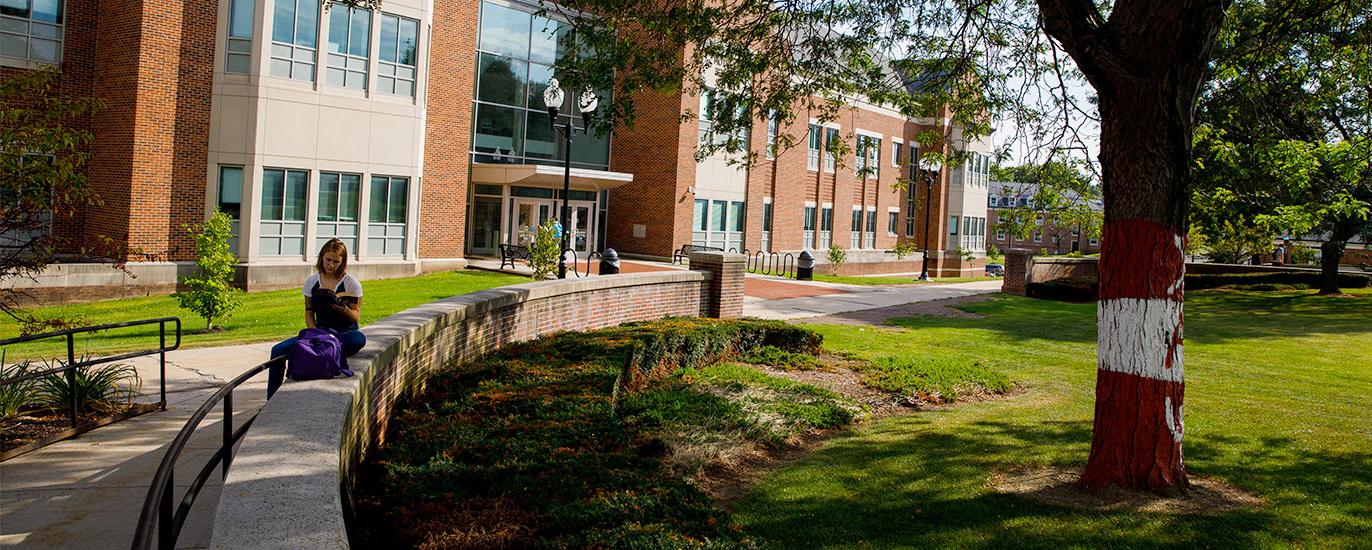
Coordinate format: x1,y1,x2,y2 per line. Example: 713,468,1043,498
607,61,695,258
420,0,478,260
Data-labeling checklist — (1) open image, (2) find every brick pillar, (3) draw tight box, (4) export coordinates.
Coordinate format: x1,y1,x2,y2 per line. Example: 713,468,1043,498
1003,248,1034,296
690,251,746,319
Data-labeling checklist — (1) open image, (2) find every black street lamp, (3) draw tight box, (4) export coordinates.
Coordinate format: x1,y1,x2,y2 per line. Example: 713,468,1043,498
542,78,599,279
918,155,942,281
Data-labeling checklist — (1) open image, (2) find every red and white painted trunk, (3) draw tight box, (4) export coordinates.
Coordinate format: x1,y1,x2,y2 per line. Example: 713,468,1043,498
1080,218,1190,492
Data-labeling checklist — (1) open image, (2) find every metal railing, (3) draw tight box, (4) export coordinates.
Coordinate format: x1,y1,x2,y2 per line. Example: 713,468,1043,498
0,317,181,429
746,250,797,279
130,356,280,550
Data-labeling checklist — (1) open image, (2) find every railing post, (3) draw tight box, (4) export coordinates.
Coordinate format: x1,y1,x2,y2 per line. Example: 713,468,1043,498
67,334,77,429
159,322,167,411
223,393,233,479
160,466,174,549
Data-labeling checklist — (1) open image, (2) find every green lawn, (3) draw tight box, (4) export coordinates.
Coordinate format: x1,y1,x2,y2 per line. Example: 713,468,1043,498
1,270,527,360
811,275,996,286
734,288,1372,548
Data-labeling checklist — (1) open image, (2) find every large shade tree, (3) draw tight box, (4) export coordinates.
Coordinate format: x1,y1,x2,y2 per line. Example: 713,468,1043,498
1193,0,1371,293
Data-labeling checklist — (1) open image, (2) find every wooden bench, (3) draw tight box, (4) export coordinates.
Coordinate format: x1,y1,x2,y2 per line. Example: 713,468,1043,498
673,244,723,264
499,244,530,269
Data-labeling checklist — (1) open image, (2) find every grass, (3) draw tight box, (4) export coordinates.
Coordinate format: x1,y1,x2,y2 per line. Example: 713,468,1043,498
812,274,995,286
733,288,1372,548
0,270,526,359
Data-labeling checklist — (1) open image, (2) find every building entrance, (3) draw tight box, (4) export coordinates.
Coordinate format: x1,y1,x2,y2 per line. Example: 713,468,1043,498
510,197,598,255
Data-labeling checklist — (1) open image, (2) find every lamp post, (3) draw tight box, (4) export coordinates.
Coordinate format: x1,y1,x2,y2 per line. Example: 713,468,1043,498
917,155,942,281
542,78,599,279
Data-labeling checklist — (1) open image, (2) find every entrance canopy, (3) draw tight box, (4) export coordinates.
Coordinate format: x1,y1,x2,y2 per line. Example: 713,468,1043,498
471,164,634,191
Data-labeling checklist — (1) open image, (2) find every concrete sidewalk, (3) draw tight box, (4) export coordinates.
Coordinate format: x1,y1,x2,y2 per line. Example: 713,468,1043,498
0,342,277,549
743,279,1003,320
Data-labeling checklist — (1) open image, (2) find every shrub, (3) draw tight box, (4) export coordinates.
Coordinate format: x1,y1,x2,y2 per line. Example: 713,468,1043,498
826,244,847,275
892,241,918,260
34,357,141,414
0,352,38,419
174,211,244,331
528,219,561,280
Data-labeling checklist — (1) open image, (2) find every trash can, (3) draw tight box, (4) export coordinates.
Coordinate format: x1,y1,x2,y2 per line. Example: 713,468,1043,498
797,250,815,281
599,248,620,275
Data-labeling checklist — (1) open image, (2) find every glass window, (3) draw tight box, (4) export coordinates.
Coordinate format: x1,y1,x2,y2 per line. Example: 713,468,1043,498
729,201,744,232
378,13,419,97
529,15,571,65
711,200,726,232
765,111,778,158
226,0,253,73
694,199,708,231
477,53,527,107
473,103,524,158
478,1,530,58
326,6,370,89
806,124,821,171
270,0,317,81
1,0,64,63
218,166,243,219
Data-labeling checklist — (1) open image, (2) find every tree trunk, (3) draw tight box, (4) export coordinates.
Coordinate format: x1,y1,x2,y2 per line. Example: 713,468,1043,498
1079,85,1192,494
1319,238,1347,295
1039,0,1225,494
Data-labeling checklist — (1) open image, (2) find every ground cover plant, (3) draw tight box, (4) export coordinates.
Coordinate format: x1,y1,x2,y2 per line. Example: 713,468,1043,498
353,318,897,548
0,270,525,360
733,288,1372,547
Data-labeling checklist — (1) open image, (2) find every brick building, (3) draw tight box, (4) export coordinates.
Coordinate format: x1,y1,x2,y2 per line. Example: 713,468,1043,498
3,0,991,299
987,181,1103,255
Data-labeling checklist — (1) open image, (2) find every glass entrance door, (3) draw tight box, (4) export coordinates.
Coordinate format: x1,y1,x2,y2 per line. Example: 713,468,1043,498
471,197,502,256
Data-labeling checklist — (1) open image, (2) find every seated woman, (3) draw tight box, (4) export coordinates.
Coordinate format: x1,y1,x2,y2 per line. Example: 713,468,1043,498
267,239,366,398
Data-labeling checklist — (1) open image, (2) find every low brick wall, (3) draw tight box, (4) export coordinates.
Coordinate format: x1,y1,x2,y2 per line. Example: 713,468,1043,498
211,253,745,549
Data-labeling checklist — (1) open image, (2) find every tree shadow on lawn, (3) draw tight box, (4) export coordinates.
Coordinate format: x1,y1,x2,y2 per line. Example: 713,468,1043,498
736,418,1372,548
854,292,1370,348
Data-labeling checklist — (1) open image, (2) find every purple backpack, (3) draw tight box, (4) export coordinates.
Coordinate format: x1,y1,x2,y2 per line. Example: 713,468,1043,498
287,328,353,381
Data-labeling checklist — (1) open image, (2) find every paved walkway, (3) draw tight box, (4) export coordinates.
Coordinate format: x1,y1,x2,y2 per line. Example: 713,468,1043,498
0,275,1002,549
1,342,276,549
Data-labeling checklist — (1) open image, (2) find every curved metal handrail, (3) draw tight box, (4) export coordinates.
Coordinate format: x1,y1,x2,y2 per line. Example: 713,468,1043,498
130,356,280,550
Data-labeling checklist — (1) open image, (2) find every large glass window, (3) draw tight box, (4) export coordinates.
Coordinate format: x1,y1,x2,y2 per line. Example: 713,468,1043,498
226,0,253,73
260,168,308,256
368,175,408,256
326,6,370,89
377,13,418,96
317,171,360,253
1,0,64,63
473,1,608,170
806,124,820,171
270,0,317,81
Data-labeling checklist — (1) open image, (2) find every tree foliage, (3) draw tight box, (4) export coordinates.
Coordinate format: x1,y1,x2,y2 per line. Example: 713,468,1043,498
1,67,106,333
173,211,244,331
1193,0,1371,291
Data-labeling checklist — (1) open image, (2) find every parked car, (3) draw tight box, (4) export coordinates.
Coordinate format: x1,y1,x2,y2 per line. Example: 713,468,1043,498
985,263,1005,277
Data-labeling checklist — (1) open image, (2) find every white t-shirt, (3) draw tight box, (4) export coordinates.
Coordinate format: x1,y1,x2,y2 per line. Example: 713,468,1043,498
302,273,363,298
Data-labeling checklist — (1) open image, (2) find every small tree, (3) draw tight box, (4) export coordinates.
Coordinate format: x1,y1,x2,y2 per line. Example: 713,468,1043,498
173,211,243,331
826,244,846,276
528,220,561,280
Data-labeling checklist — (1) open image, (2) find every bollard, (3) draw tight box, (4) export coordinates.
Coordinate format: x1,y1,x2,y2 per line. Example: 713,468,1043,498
797,250,815,281
600,248,621,275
